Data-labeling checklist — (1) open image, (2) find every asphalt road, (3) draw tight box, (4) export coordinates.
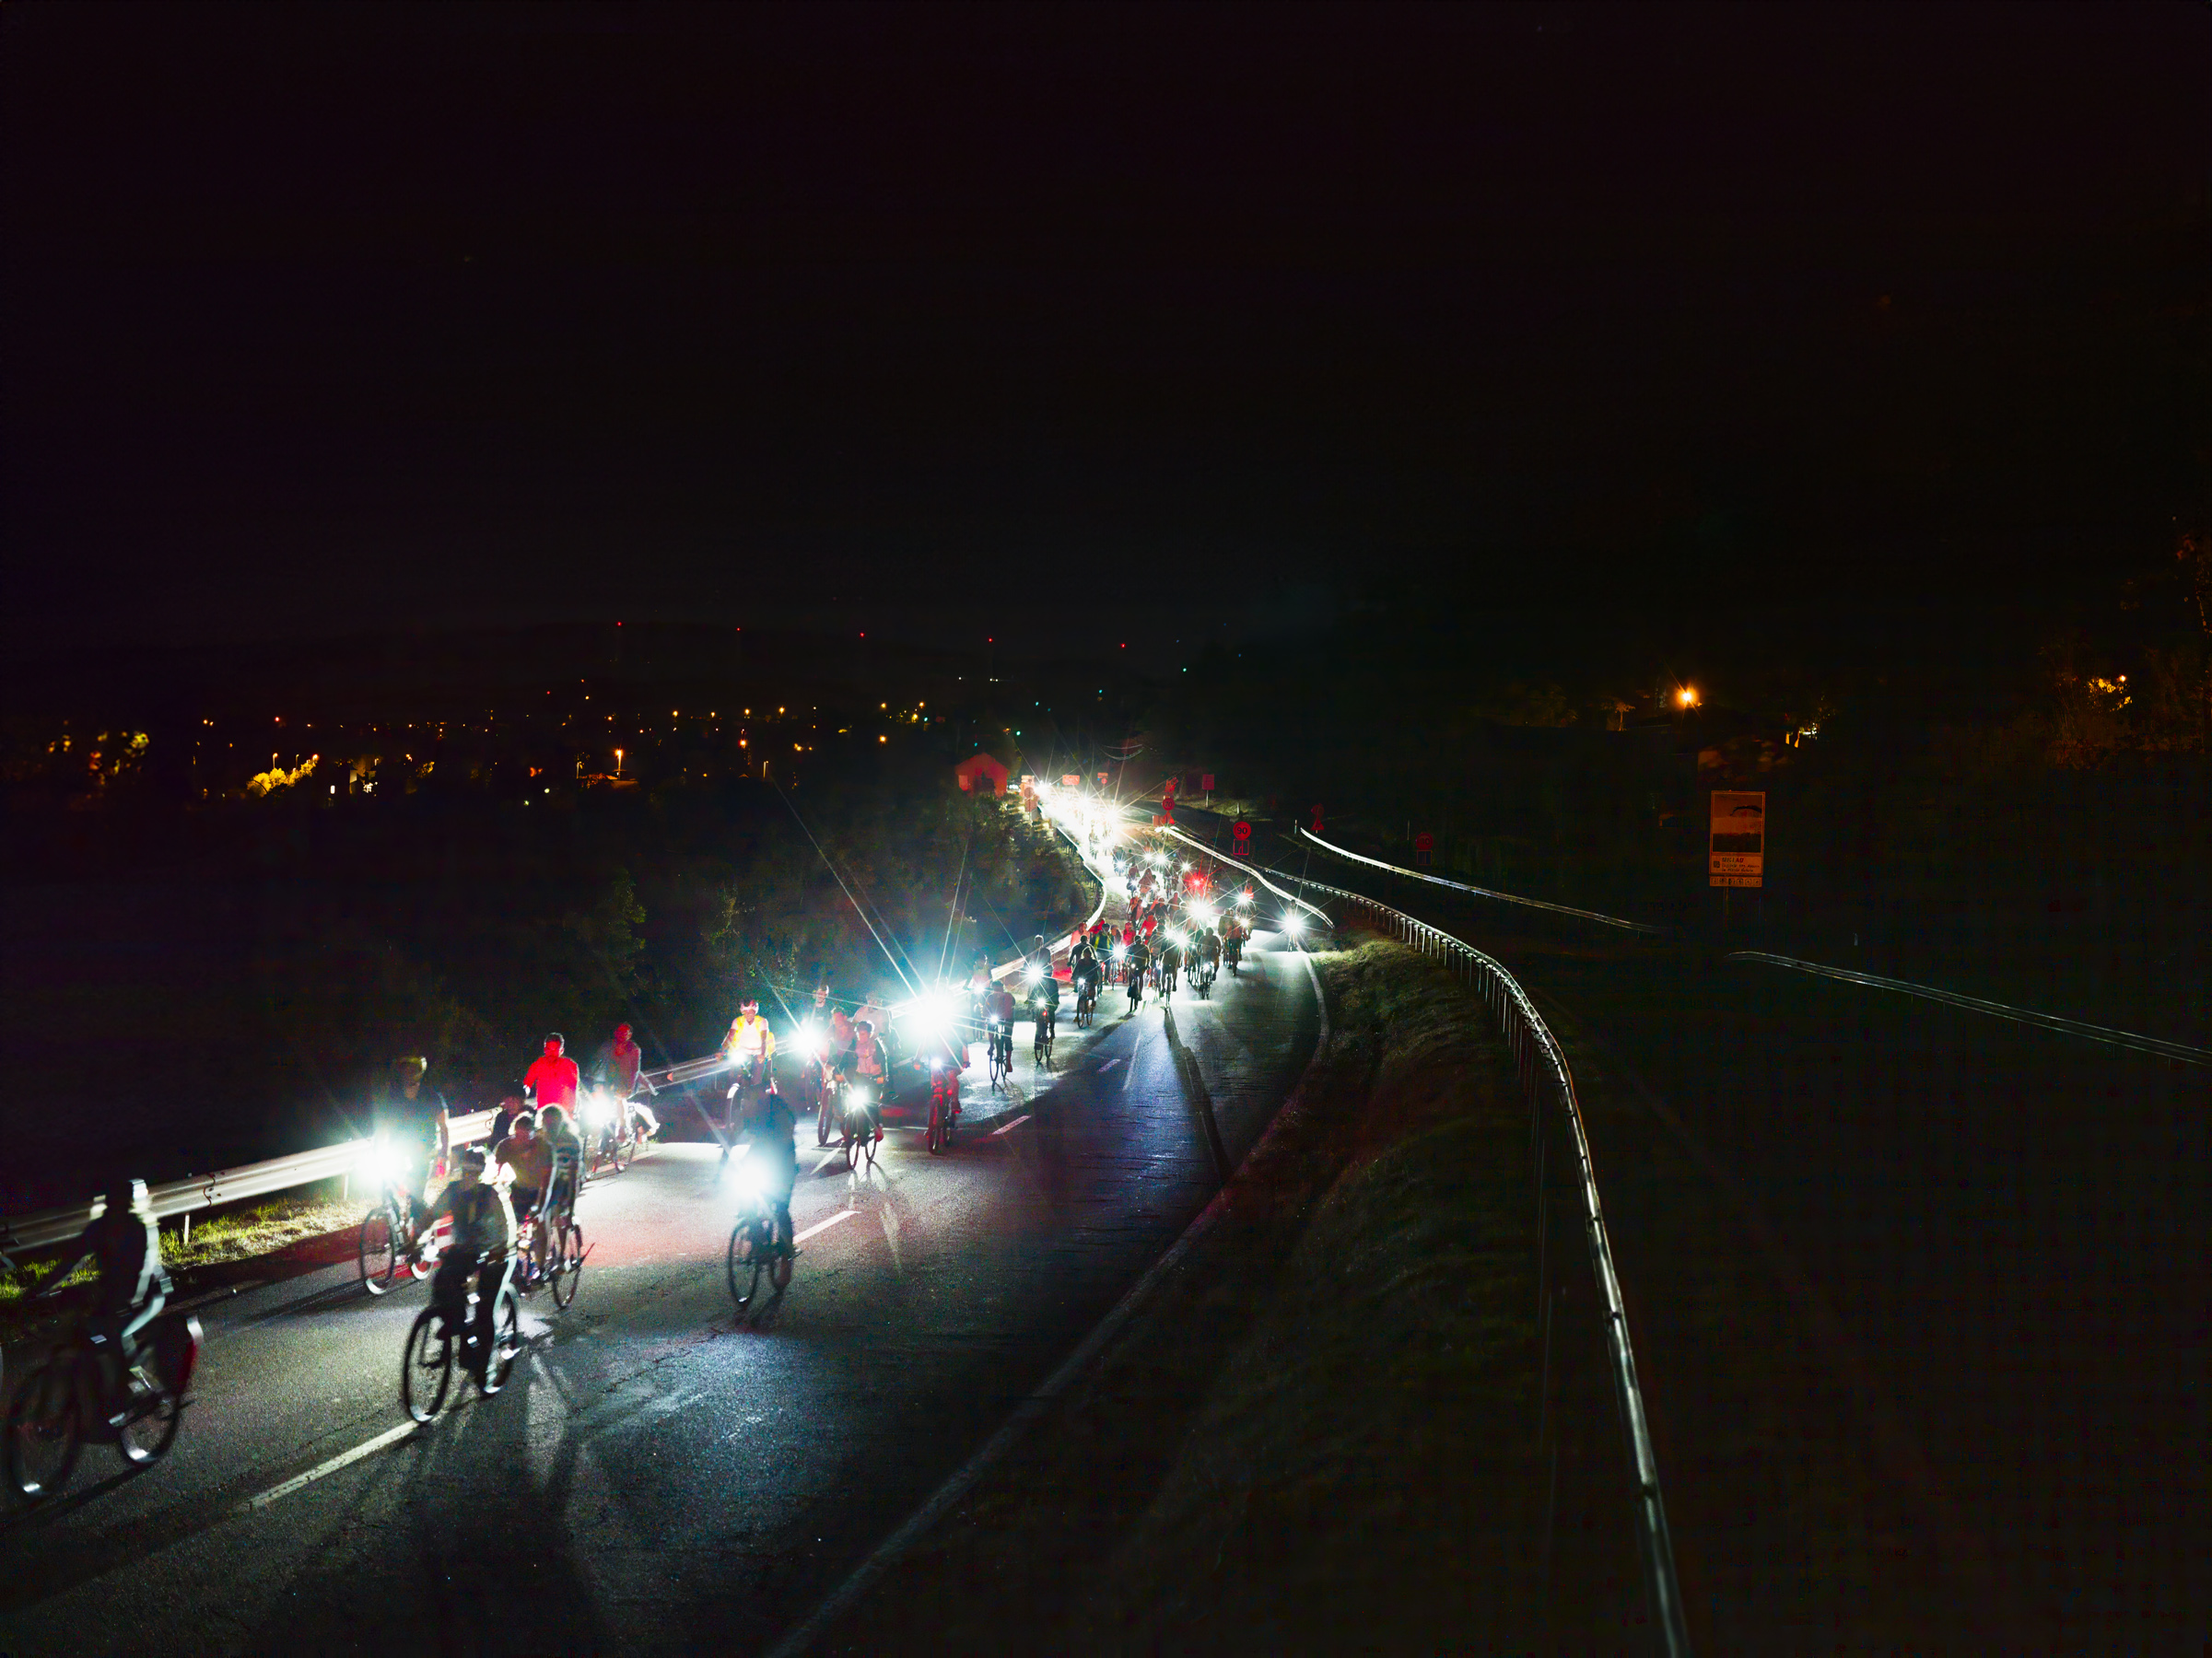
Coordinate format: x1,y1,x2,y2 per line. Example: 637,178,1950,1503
0,932,1320,1657
1260,830,2206,1652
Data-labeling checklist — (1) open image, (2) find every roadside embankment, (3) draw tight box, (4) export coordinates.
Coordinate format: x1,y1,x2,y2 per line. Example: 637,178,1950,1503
813,939,1576,1654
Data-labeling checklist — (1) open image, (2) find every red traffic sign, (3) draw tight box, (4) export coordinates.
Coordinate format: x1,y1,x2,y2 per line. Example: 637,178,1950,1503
1413,832,1434,852
1232,820,1251,841
1200,774,1214,791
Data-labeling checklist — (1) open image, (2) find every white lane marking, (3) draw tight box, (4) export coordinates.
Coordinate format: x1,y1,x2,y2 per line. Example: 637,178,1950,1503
880,1205,903,1274
989,1115,1031,1137
810,1149,842,1173
1095,1057,1124,1072
248,1419,416,1510
793,1208,858,1245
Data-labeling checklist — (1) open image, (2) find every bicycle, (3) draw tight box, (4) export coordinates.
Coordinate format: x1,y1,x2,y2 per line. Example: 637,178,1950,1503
839,1080,879,1174
925,1066,963,1155
725,1152,795,1310
401,1256,522,1421
1073,976,1098,1029
508,1204,585,1311
986,1018,1012,1090
1032,1005,1056,1068
6,1307,202,1500
358,1148,444,1295
584,1092,636,1176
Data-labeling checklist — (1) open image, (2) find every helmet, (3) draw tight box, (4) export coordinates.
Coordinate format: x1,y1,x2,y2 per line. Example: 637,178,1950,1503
460,1146,488,1173
397,1055,427,1076
103,1176,148,1216
545,1032,565,1052
855,1020,874,1034
742,998,760,1014
541,1104,567,1130
614,1022,632,1040
514,1110,538,1131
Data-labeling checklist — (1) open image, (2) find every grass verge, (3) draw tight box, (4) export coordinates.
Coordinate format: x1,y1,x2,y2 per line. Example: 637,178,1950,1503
813,939,1554,1654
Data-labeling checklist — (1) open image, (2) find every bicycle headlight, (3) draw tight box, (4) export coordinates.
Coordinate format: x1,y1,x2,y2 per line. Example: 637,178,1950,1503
359,1136,406,1186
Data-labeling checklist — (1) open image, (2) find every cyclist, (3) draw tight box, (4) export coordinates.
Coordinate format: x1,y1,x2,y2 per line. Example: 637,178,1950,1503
1031,963,1061,1054
523,1033,580,1115
591,1022,661,1141
850,1019,890,1141
1025,933,1054,979
417,1147,515,1359
42,1176,170,1423
735,1068,798,1251
493,1111,551,1283
1198,926,1223,987
1158,934,1183,997
722,998,778,1150
1125,938,1150,1012
538,1103,584,1273
371,1056,450,1244
982,976,1018,1075
724,998,777,1070
1071,938,1101,1022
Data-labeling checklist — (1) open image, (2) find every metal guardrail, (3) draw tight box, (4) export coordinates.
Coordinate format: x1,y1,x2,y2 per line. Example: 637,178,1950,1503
1160,822,1691,1656
1,1107,499,1253
1726,951,2212,1066
1296,825,1670,935
1296,876,1690,1656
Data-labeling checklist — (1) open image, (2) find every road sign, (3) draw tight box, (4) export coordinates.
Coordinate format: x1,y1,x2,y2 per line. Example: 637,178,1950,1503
1710,791,1765,888
1232,819,1251,841
1413,831,1434,867
1200,774,1214,792
1061,773,1080,788
1097,772,1108,788
1232,839,1249,858
1311,804,1324,835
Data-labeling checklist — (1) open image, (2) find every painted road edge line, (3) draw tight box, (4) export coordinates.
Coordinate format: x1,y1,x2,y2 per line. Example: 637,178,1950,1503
793,1209,858,1245
248,1419,418,1510
762,949,1332,1658
989,1115,1032,1136
1727,949,2212,1065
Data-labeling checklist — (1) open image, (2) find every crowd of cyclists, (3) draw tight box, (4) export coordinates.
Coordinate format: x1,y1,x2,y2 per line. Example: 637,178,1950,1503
17,831,1263,1459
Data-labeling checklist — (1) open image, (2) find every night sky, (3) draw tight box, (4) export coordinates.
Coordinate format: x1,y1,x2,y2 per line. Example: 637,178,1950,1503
5,3,2205,662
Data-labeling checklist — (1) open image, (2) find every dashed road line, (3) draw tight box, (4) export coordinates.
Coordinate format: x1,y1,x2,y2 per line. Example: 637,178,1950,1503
989,1115,1031,1137
248,1419,417,1510
793,1209,858,1245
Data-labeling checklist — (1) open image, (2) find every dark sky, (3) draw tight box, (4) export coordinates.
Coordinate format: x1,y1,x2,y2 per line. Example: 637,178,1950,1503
5,2,2206,661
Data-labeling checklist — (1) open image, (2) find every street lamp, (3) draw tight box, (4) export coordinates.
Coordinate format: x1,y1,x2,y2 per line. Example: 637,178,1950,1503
614,747,625,776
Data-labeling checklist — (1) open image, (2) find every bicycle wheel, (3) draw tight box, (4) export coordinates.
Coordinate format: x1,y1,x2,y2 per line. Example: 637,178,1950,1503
926,1099,943,1154
816,1097,834,1146
727,1220,766,1310
550,1224,583,1310
6,1356,83,1501
767,1240,793,1294
401,1309,452,1422
478,1285,521,1396
408,1209,439,1280
116,1378,182,1466
358,1204,399,1294
613,1121,636,1172
859,1129,876,1173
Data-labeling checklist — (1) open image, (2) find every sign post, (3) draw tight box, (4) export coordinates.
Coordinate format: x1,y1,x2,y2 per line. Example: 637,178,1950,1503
1232,819,1251,858
1413,831,1434,868
1710,791,1764,929
1311,803,1324,836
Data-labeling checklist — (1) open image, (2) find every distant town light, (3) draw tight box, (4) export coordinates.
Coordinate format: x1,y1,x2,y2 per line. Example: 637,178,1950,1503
1677,687,1698,707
